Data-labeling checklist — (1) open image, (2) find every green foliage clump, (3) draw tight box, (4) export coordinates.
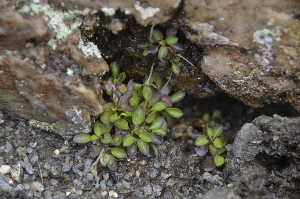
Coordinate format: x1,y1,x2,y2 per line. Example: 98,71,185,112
139,27,184,74
73,62,185,168
195,113,228,171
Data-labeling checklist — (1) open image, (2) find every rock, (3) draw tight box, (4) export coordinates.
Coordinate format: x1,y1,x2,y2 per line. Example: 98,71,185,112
223,115,300,198
0,165,12,175
11,164,23,183
0,3,108,136
31,181,45,192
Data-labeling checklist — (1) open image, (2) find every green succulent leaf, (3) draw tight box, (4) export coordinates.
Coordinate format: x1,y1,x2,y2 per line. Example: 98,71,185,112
91,134,98,141
165,108,183,118
110,113,120,123
138,132,153,142
203,113,210,121
142,86,153,101
209,144,219,155
123,134,135,147
150,102,166,112
195,136,209,146
110,62,120,79
129,95,140,107
214,155,225,166
103,153,116,168
101,132,112,143
114,118,130,130
111,134,123,146
158,45,168,59
94,122,113,137
143,48,149,56
132,107,145,125
145,112,157,123
166,36,178,45
153,30,163,41
220,136,228,147
171,63,180,74
219,146,226,154
213,137,222,148
152,129,166,136
100,111,114,124
149,116,164,130
110,148,127,158
171,90,186,103
137,139,149,156
103,103,115,112
207,128,214,138
174,56,180,62
213,126,223,138
212,110,221,119
73,133,91,143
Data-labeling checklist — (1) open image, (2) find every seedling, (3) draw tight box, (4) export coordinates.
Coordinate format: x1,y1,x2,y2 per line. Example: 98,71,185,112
74,62,185,168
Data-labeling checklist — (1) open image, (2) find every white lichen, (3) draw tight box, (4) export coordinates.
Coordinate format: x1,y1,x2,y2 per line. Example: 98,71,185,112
134,1,160,20
101,7,116,16
78,39,102,59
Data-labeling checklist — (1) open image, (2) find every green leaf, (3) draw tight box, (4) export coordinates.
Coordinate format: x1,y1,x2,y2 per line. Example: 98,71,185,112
219,146,226,154
110,113,120,123
132,107,145,125
158,45,168,59
111,134,123,146
101,132,112,144
145,112,157,123
103,102,115,112
91,134,98,141
166,36,178,45
152,129,166,136
171,63,180,74
138,132,153,142
149,116,164,130
153,30,163,41
214,155,225,166
171,90,186,103
142,86,153,101
209,144,219,155
137,139,149,156
220,136,228,147
94,122,113,137
212,110,221,119
165,108,183,118
103,153,116,168
213,126,223,138
143,48,149,56
100,111,114,124
110,148,127,158
202,113,210,121
73,133,91,143
213,138,222,148
123,134,135,146
110,62,120,79
114,118,130,130
150,102,166,112
149,143,158,157
129,95,140,107
207,128,214,138
195,136,209,146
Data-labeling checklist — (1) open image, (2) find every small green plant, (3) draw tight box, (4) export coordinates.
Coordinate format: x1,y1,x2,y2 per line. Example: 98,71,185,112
73,62,185,168
195,125,228,171
139,27,185,74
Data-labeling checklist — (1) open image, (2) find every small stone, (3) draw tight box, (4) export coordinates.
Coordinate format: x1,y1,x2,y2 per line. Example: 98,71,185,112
166,178,177,187
31,181,44,192
109,190,118,197
11,164,23,183
0,165,12,174
160,172,172,179
143,185,152,196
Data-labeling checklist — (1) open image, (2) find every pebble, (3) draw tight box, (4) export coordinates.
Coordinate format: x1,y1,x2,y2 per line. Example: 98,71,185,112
31,181,45,192
0,165,12,174
11,164,23,182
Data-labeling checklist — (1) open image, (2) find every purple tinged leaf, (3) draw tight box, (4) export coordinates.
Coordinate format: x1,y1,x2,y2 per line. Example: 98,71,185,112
127,143,138,157
147,45,159,54
138,43,149,49
150,133,164,145
202,157,216,172
166,27,177,37
137,139,150,156
118,103,134,112
127,79,135,92
153,29,163,41
148,92,162,107
148,143,158,158
105,80,116,91
196,145,208,157
119,92,132,105
88,146,102,159
162,94,172,107
77,147,88,156
170,43,183,53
